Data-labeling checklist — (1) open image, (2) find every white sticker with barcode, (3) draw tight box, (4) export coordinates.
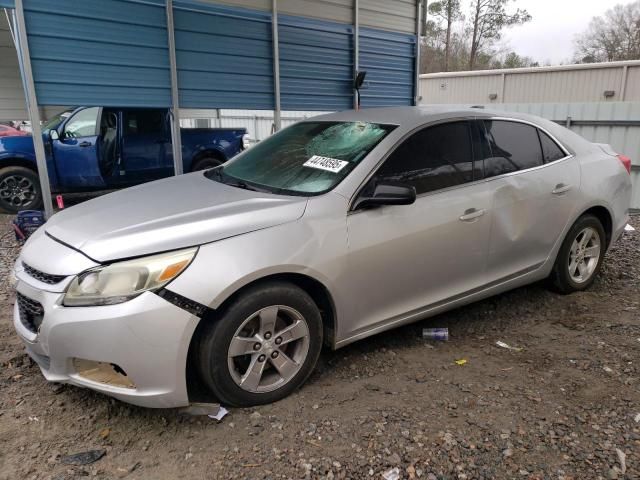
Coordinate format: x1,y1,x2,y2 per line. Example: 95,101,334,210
303,155,349,173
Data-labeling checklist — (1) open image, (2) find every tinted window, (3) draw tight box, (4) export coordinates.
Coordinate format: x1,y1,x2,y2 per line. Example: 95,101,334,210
375,121,475,195
482,120,543,177
124,110,165,135
63,107,99,138
538,130,566,163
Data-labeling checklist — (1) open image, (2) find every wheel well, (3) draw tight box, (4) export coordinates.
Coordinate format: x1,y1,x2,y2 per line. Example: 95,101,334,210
190,149,225,171
184,273,337,403
582,206,612,247
0,158,38,173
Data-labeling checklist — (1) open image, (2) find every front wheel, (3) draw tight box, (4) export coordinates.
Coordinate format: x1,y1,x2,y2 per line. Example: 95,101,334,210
550,214,606,294
196,282,323,407
0,166,43,214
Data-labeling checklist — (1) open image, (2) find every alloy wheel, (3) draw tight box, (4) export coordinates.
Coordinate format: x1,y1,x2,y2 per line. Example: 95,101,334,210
227,305,310,393
0,174,37,208
568,226,601,284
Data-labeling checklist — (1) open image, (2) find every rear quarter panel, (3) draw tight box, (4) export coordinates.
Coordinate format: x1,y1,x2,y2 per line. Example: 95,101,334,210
180,128,246,171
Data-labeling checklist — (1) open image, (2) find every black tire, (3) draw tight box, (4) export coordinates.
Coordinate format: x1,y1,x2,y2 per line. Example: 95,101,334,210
0,166,43,214
191,156,223,172
196,281,323,407
549,214,606,294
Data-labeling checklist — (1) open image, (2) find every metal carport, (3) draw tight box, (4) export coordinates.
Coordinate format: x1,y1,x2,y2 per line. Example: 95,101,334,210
0,0,422,218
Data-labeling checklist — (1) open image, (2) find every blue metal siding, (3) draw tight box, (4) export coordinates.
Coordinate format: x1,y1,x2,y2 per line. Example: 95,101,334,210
0,1,14,8
278,14,353,111
173,1,274,109
24,0,171,107
359,27,415,107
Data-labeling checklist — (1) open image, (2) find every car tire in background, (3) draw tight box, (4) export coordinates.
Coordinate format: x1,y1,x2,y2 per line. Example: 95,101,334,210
550,214,606,294
196,281,323,407
191,156,223,171
0,166,43,214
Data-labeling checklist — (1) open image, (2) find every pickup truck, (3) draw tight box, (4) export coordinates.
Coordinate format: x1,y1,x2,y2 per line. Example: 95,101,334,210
0,107,248,213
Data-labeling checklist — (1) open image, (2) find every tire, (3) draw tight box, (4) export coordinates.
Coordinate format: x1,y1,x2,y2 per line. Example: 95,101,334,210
0,166,43,214
549,214,606,294
191,156,223,172
196,281,323,407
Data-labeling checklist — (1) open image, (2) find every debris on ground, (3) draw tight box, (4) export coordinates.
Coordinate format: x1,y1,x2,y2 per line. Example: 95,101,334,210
624,223,635,231
422,327,448,340
454,359,467,366
382,467,401,480
495,340,524,351
208,406,229,421
60,449,106,466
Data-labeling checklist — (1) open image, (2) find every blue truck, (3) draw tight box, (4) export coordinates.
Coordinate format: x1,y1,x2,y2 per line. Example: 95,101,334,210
0,107,248,213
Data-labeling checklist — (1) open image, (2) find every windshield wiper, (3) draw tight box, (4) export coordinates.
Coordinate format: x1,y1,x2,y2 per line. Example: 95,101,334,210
206,167,265,192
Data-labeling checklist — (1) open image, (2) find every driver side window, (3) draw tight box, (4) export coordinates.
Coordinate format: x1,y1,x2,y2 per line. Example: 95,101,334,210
63,107,99,138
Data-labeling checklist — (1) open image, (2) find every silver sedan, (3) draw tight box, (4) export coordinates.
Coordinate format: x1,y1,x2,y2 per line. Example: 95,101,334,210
13,107,632,408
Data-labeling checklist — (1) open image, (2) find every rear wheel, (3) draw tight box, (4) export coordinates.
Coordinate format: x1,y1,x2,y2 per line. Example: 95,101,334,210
191,156,223,172
196,282,323,407
550,214,606,294
0,166,43,214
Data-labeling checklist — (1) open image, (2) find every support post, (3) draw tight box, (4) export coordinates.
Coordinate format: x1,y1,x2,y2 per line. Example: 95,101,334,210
14,0,54,218
500,72,506,102
166,0,183,175
272,0,281,132
619,65,628,101
353,0,359,109
414,0,422,105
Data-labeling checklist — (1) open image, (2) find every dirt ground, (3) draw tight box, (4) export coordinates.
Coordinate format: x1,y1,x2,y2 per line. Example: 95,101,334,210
0,214,638,480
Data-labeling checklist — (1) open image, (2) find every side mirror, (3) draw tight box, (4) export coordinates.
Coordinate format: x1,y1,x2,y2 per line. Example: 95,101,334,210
49,129,59,141
353,181,416,210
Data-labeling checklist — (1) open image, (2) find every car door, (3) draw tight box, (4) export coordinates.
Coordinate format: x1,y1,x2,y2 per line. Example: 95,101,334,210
52,107,105,189
344,120,493,338
479,119,580,283
118,109,172,185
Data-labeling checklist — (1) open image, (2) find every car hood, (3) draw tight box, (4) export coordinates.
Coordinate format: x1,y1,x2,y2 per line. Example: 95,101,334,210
45,172,308,262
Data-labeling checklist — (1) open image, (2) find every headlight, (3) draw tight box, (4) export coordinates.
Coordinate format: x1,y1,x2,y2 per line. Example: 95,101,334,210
242,133,251,149
63,247,197,307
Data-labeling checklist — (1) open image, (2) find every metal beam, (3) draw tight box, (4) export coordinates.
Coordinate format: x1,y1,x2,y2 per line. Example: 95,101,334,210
272,0,281,132
166,0,183,175
353,0,359,109
414,0,422,105
14,0,54,218
553,119,640,127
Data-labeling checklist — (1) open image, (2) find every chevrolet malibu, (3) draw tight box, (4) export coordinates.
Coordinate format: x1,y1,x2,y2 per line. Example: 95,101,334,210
13,107,632,408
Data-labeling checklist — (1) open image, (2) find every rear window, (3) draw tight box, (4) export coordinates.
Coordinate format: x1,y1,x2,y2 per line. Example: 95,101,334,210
214,121,396,195
538,130,566,163
482,120,543,177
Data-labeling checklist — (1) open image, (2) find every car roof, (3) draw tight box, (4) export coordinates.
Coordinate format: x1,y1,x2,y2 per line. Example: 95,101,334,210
312,105,547,127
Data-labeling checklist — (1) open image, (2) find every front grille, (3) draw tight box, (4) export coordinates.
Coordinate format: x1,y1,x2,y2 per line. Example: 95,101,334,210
22,262,66,285
16,292,44,334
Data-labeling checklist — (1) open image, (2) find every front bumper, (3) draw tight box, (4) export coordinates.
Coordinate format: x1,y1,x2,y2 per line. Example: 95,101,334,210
13,278,200,408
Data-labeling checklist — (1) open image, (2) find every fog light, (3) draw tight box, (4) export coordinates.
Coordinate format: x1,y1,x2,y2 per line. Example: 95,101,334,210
73,358,135,389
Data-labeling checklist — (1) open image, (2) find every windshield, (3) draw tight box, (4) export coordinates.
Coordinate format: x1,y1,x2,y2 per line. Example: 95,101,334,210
43,110,73,131
207,121,396,196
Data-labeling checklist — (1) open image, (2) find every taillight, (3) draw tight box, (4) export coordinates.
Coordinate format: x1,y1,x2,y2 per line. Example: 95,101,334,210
617,154,631,174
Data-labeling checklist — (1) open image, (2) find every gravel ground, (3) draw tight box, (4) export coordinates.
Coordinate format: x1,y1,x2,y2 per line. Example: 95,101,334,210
0,214,638,480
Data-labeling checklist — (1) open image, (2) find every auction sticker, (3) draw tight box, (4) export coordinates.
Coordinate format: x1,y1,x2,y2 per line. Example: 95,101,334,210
303,155,349,173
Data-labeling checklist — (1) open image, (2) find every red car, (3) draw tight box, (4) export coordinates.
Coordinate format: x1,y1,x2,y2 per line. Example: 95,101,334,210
0,124,29,137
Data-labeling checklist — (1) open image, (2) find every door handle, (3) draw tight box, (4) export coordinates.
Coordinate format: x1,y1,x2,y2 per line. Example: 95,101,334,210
79,141,92,147
459,208,486,222
552,183,571,195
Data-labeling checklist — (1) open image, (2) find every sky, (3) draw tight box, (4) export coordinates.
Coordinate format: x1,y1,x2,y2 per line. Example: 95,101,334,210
497,0,632,64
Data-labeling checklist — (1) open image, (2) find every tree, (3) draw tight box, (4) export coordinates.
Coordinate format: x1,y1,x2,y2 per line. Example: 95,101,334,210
467,0,531,70
574,1,640,63
428,0,463,71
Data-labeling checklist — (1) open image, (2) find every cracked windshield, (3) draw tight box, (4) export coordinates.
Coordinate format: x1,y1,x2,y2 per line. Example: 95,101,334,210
210,121,396,195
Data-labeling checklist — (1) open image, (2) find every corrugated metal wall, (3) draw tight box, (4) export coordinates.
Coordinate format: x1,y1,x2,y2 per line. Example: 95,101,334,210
173,0,273,109
359,27,416,107
420,61,640,104
0,12,27,121
0,1,15,7
360,0,416,33
23,0,172,107
279,14,353,110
